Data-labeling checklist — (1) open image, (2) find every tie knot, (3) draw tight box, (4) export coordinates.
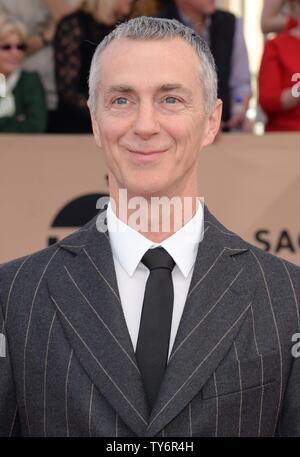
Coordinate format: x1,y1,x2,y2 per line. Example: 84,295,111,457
141,247,175,272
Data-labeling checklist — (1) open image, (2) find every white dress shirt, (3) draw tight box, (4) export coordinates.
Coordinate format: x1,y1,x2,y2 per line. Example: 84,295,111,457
107,199,204,361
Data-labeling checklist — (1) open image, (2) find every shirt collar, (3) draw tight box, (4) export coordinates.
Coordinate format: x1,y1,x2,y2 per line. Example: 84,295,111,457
107,198,204,278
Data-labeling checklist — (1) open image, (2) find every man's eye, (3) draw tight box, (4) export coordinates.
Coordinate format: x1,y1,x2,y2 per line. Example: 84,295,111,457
164,96,179,104
113,97,128,105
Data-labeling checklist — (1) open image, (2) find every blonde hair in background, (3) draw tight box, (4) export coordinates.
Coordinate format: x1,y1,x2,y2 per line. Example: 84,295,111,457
0,14,27,41
78,0,124,25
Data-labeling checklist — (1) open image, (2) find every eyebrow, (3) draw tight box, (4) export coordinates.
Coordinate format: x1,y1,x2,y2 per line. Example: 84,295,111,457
105,83,193,96
106,85,134,94
159,84,192,96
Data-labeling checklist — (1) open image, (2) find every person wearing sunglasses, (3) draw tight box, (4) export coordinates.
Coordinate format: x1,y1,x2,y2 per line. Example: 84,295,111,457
0,14,47,133
0,0,80,132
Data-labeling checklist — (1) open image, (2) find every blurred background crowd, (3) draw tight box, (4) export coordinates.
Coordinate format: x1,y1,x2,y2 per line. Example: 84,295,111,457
0,0,299,134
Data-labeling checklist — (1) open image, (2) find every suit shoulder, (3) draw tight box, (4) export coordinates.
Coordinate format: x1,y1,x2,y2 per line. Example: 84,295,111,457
0,217,96,299
245,240,299,273
0,243,58,305
206,207,299,275
205,208,299,299
242,241,300,301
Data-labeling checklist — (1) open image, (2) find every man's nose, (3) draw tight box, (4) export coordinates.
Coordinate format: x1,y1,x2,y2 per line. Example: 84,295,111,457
133,102,160,138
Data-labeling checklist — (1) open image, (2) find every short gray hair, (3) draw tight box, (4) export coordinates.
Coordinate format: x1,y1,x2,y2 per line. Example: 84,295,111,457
88,16,218,115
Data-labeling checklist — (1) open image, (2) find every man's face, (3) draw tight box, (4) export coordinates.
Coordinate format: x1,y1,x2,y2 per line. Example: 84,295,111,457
91,37,221,199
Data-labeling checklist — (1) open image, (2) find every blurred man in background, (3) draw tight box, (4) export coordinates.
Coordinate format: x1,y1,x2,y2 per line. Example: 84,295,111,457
159,0,252,131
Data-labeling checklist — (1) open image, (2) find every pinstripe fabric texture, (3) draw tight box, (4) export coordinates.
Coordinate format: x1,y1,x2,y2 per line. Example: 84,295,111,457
0,206,299,437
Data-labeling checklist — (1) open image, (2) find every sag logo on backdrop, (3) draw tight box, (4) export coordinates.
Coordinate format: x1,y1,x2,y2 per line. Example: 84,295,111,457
255,229,300,255
47,192,109,246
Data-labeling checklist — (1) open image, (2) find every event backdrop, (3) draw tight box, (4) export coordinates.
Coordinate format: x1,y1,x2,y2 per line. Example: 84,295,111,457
0,133,299,265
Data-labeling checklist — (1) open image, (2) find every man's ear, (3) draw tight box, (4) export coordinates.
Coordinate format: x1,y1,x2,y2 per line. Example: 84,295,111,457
202,99,223,147
90,111,102,149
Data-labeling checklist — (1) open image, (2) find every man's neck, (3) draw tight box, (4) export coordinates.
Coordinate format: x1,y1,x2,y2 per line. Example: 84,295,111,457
109,192,200,243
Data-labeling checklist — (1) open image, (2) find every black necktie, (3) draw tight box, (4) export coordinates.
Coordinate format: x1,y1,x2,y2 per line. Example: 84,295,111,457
135,247,175,409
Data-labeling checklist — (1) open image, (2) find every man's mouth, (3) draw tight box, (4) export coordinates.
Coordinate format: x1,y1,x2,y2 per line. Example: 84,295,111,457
128,149,168,155
127,149,168,163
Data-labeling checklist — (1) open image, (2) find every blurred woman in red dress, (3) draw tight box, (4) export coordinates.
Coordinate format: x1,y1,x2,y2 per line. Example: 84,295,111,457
259,0,300,131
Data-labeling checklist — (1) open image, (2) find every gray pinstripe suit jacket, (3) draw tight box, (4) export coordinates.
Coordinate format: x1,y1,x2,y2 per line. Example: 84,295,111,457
0,206,299,437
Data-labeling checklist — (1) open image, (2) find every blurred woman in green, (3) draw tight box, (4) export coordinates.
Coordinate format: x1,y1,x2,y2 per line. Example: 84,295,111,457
0,14,47,133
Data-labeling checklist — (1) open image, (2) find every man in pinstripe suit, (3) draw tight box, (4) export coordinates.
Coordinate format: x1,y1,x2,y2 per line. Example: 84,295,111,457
0,17,299,437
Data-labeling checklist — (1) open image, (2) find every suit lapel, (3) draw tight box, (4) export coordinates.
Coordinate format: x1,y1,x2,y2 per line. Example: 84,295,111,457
47,220,150,437
145,207,255,436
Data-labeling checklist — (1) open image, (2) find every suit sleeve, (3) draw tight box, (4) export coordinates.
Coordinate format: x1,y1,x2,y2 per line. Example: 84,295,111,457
0,283,21,436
